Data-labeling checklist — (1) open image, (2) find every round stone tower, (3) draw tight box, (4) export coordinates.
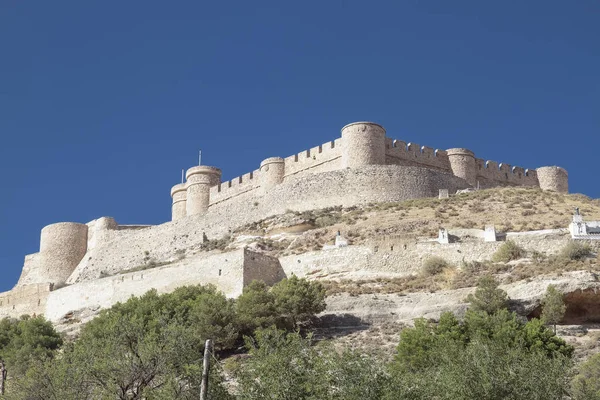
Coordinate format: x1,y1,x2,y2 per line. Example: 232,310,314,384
536,166,568,193
341,122,386,169
259,157,285,193
446,148,477,187
170,183,187,221
39,222,88,286
185,166,222,216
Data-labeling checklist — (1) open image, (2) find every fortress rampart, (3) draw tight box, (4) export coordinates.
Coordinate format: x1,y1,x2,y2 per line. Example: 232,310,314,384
176,121,566,214
0,121,570,322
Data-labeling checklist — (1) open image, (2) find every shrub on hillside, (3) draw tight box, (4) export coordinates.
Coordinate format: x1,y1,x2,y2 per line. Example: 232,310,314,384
559,241,592,261
492,240,526,262
572,352,600,400
421,257,449,276
271,275,327,329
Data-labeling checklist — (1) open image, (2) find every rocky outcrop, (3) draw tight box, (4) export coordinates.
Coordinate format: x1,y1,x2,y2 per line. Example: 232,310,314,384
322,271,600,325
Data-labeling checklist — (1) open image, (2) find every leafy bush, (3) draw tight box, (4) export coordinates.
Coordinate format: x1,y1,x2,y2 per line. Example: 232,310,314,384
271,275,327,329
236,327,388,400
421,257,449,276
559,241,592,261
492,240,526,262
236,280,277,335
392,310,573,373
0,316,62,384
572,352,600,400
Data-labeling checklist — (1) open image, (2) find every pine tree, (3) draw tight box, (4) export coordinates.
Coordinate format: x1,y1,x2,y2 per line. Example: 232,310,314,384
466,275,508,314
541,285,566,334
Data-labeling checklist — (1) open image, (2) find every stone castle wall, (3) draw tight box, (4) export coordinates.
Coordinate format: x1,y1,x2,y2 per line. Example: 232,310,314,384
64,165,470,283
0,283,51,318
1,121,571,322
43,249,282,323
3,229,592,323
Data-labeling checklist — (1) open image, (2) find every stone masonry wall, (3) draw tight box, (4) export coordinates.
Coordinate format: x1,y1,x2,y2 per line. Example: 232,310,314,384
44,249,280,323
0,283,51,318
279,230,578,280
66,165,470,283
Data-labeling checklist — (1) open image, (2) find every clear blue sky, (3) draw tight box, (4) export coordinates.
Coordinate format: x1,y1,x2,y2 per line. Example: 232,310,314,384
1,1,598,291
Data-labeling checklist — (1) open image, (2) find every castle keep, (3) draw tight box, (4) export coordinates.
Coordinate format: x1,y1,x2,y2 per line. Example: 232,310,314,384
0,122,569,321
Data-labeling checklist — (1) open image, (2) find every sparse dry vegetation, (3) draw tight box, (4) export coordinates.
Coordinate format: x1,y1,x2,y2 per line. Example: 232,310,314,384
421,256,451,276
492,240,526,262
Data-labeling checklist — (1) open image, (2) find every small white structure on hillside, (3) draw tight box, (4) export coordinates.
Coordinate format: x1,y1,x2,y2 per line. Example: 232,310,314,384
569,210,600,240
484,225,497,242
438,228,449,244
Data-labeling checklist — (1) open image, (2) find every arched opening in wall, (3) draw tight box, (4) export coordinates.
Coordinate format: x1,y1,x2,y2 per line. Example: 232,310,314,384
527,289,600,324
294,154,299,162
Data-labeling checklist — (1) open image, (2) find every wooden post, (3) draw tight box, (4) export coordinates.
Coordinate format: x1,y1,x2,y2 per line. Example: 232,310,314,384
200,339,212,400
0,359,7,395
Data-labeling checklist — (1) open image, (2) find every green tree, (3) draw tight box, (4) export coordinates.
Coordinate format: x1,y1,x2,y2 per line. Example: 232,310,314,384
235,280,277,335
466,275,508,314
0,316,62,395
392,310,573,374
541,284,566,334
8,286,235,400
386,339,571,400
572,352,600,400
236,327,387,400
271,275,326,329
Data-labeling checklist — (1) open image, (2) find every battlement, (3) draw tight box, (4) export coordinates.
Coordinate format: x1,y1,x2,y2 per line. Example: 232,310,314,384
5,121,569,311
282,138,343,178
168,121,568,221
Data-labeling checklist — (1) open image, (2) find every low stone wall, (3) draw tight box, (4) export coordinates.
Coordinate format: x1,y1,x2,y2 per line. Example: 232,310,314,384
0,283,51,318
45,249,282,323
280,231,576,280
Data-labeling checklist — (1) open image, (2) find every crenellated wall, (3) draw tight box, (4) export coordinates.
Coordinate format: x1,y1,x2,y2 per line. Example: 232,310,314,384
168,121,566,222
4,120,570,309
282,138,343,179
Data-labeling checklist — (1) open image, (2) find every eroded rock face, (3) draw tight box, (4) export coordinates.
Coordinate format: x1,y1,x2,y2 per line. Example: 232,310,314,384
528,288,600,324
322,271,600,326
506,271,600,319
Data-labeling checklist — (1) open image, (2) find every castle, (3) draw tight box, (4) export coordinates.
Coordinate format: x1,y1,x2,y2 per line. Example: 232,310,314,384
0,122,569,322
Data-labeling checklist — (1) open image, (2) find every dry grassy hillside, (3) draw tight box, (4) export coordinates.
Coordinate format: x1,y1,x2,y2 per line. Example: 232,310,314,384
231,187,600,255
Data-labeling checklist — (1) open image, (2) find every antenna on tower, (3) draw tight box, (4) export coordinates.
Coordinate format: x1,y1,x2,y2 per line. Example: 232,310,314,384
181,169,184,184
199,150,202,166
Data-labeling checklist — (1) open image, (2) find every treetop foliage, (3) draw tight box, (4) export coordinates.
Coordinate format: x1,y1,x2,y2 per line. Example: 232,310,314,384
466,275,509,314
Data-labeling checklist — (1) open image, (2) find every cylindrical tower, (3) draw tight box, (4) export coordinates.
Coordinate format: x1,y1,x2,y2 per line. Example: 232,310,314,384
170,183,187,221
446,148,477,187
185,166,222,216
341,122,386,168
536,166,568,193
260,157,285,193
39,222,88,286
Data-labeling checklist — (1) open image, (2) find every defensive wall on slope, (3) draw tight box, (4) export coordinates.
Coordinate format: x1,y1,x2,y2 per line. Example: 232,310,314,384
184,122,567,215
1,121,571,322
3,228,595,323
